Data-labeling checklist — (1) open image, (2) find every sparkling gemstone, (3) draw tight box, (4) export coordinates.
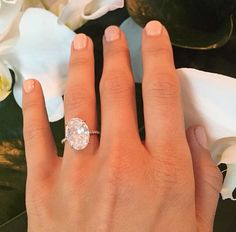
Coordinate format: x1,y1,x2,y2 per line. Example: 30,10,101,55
65,118,90,150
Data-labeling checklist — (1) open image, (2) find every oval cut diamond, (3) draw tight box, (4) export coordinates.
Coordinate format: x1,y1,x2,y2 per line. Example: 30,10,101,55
65,118,90,150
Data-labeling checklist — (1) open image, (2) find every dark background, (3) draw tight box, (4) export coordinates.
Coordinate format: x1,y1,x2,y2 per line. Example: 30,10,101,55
0,8,236,232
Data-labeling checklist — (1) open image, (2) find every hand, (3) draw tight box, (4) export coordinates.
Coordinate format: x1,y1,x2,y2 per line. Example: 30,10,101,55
22,21,222,232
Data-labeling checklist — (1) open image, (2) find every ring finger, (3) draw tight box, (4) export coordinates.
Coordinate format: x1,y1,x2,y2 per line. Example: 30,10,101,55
63,34,98,160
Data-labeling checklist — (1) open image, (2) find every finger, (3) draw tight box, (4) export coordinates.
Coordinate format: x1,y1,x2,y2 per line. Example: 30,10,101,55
186,126,223,229
64,34,98,157
99,26,140,145
22,79,58,180
142,21,185,151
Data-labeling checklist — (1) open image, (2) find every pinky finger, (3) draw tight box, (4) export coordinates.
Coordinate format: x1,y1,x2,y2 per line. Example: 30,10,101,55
22,79,59,180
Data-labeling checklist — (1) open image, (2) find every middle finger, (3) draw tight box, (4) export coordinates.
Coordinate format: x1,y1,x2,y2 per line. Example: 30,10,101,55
99,26,140,147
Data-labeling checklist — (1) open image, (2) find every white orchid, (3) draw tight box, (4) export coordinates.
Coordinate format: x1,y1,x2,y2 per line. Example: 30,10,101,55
0,0,124,121
0,0,23,102
121,18,236,200
0,0,76,121
0,61,12,101
22,0,125,30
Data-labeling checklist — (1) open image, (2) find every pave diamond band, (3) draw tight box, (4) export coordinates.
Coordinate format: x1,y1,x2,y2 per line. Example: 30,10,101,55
61,118,100,151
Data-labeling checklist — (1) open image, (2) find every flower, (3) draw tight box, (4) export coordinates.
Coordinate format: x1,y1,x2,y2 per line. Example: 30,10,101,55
211,138,236,200
0,0,76,121
22,0,125,30
0,61,12,102
58,0,124,30
0,0,124,122
0,0,23,101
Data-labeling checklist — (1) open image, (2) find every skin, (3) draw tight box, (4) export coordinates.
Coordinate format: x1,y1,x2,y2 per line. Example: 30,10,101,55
22,21,223,232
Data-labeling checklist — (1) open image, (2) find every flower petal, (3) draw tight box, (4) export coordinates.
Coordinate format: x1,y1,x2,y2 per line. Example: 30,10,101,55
22,0,46,10
211,138,236,164
59,0,124,30
0,0,23,36
221,164,236,200
44,96,64,122
0,61,12,102
3,8,75,121
7,8,75,97
0,13,22,55
120,17,143,82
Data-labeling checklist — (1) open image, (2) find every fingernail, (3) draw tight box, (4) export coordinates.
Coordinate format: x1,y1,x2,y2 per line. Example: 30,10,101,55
105,26,120,42
194,126,209,149
73,33,88,50
145,20,163,36
23,79,35,94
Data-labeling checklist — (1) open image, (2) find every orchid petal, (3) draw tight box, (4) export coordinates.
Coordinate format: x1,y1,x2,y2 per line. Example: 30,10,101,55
0,13,22,55
0,0,23,36
0,61,12,102
212,141,236,200
220,144,236,165
59,0,124,30
3,8,75,121
120,18,143,82
22,0,46,9
44,95,64,122
221,164,236,200
7,8,75,97
211,138,236,164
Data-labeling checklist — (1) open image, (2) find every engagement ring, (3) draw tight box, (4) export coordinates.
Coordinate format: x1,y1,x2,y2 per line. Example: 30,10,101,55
61,118,100,151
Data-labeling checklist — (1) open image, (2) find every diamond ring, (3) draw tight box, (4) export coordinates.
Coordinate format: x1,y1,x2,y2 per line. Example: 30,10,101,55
61,118,100,151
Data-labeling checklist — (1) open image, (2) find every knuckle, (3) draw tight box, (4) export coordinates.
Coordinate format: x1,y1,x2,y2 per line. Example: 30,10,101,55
24,125,48,143
70,54,91,69
151,149,191,185
105,151,136,194
144,76,180,100
105,45,129,59
144,46,172,59
23,100,42,112
64,86,95,112
100,72,134,97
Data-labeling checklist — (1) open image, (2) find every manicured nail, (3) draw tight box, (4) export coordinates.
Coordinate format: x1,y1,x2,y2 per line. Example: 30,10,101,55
23,79,35,94
73,33,88,50
105,26,120,42
145,20,163,36
194,126,209,150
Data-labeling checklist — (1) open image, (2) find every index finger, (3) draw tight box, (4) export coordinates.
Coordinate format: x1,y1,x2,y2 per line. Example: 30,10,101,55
142,21,185,152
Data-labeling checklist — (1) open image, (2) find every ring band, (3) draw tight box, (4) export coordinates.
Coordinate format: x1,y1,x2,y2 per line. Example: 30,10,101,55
61,118,100,151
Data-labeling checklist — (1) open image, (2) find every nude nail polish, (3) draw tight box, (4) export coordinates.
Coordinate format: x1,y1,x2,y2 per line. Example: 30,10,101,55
145,21,163,36
23,79,35,94
104,26,120,42
73,33,88,50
